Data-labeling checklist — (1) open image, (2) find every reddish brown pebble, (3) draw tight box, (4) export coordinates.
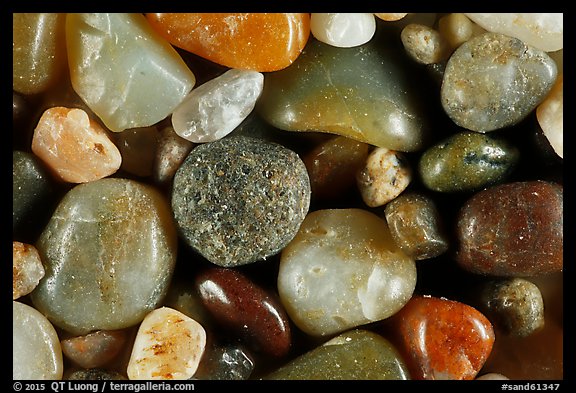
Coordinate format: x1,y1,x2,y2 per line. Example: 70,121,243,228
61,330,127,369
456,181,563,276
388,295,495,380
196,267,291,357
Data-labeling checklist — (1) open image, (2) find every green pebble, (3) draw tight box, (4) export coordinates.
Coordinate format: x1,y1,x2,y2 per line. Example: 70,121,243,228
263,329,410,380
418,131,519,192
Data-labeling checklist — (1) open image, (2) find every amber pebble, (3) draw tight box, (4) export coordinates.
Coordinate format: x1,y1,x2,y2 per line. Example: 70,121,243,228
302,135,369,201
387,295,495,380
456,181,563,276
13,13,67,95
195,267,292,358
31,107,122,183
61,330,127,369
146,13,310,72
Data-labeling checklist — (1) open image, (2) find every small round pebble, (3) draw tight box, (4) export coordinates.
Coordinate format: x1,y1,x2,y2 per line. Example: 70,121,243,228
401,23,450,64
438,13,474,49
310,13,376,48
171,136,311,267
481,278,545,337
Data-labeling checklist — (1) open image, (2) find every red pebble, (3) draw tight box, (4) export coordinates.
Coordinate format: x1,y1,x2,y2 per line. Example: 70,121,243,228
195,267,291,357
388,295,495,380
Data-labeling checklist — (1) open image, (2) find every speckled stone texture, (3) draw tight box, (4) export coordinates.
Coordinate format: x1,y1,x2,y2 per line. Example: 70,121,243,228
171,136,310,267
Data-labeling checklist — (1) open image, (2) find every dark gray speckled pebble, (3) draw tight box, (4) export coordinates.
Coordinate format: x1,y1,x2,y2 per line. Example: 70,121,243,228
171,136,311,267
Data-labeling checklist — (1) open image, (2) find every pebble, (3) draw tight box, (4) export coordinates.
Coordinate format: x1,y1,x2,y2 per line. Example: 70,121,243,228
195,267,292,358
303,135,369,201
172,69,264,143
171,136,310,267
387,295,495,380
264,329,410,380
61,330,127,369
67,368,127,380
480,278,545,337
537,74,563,158
193,342,255,380
66,13,196,132
476,372,510,380
401,24,450,64
127,307,207,380
13,151,55,236
374,13,408,22
152,126,194,186
418,131,519,193
13,301,63,380
146,13,310,72
30,178,177,334
13,13,66,95
256,27,430,152
13,241,45,300
384,192,449,260
310,13,376,48
441,33,558,132
31,107,122,183
278,208,416,337
456,181,563,276
464,13,563,52
438,13,474,49
114,126,159,178
356,147,412,207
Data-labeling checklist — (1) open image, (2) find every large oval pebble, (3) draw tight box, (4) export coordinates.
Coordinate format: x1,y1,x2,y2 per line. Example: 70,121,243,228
441,33,557,132
264,329,410,380
278,208,416,337
456,181,563,276
13,301,63,380
386,295,494,380
196,267,291,357
146,13,310,72
31,178,177,334
66,13,195,132
171,136,310,267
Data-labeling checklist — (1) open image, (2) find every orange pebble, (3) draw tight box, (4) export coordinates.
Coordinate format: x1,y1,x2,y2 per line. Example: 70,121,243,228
146,13,310,72
31,107,122,183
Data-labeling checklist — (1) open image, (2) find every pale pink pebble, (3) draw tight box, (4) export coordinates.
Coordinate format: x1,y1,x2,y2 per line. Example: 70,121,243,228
31,107,122,183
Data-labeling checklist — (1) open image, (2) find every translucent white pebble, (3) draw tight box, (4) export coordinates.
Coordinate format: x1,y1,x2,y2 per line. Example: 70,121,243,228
127,307,207,380
13,301,63,380
172,69,264,143
464,13,563,52
310,13,376,48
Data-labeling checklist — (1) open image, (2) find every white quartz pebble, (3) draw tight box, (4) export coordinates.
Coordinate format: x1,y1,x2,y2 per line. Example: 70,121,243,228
172,69,264,143
357,147,412,207
537,74,563,158
310,13,376,48
127,307,207,380
13,241,45,300
476,372,510,380
464,13,563,52
13,301,63,380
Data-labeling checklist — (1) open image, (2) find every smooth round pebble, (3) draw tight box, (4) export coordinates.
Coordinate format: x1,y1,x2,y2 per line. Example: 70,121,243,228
310,13,376,48
278,208,416,337
31,178,178,334
13,301,63,380
401,23,450,64
456,181,563,276
171,136,310,267
441,33,557,132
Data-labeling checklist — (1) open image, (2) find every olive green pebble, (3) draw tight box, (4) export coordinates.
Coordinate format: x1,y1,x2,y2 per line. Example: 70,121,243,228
263,329,410,380
418,131,519,193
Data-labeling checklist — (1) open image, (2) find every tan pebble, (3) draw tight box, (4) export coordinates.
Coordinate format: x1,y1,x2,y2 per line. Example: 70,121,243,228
31,107,122,183
13,241,45,300
438,13,474,49
401,24,451,64
537,74,563,158
476,372,509,380
127,307,207,380
374,13,408,21
357,147,411,207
